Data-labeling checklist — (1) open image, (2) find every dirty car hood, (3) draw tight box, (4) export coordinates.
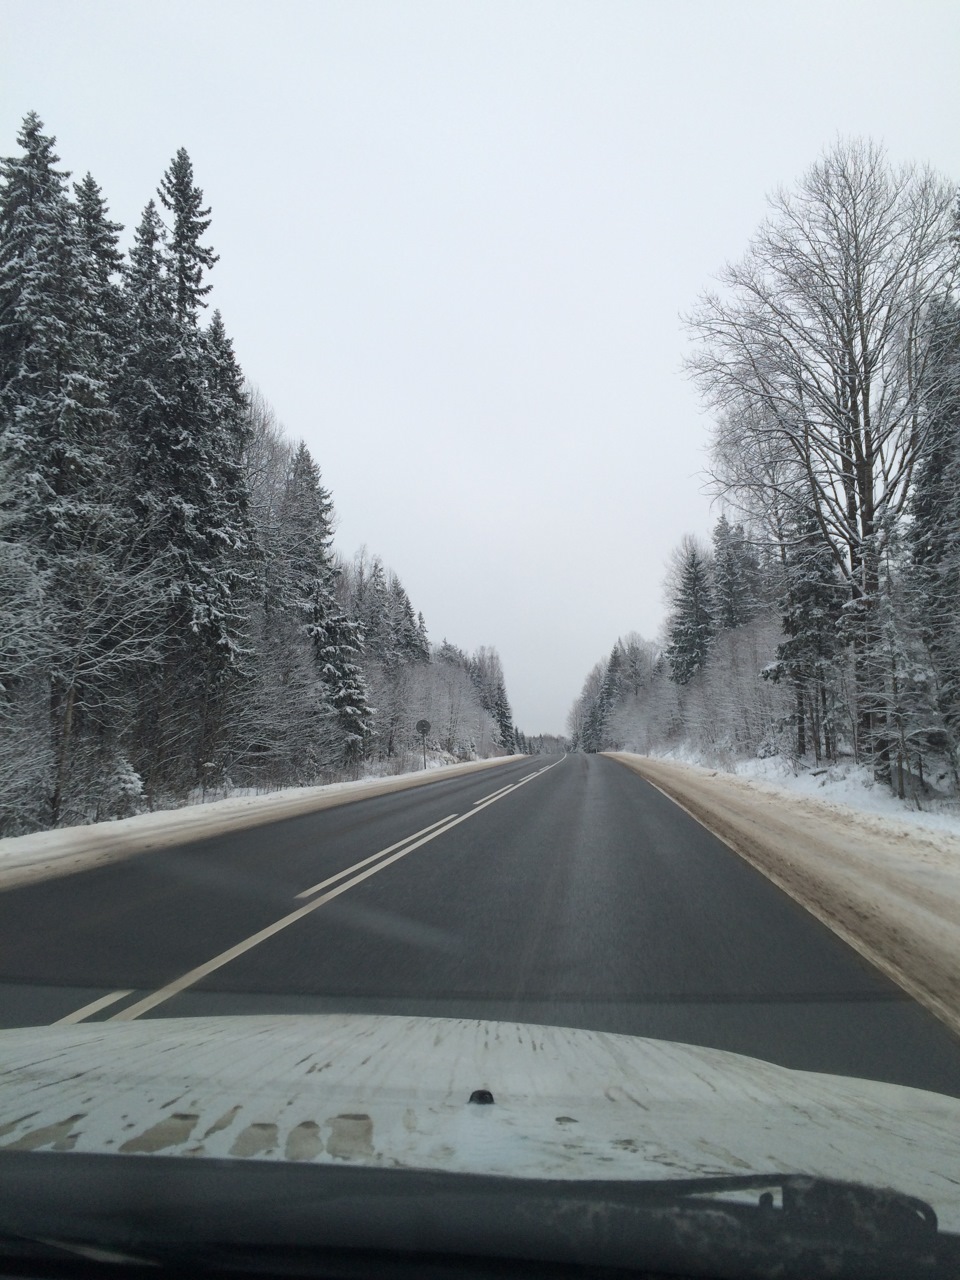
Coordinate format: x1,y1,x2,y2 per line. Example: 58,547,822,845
1,1014,958,1230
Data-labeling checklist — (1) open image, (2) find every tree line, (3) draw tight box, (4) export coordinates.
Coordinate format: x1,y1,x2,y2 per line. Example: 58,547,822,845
570,140,960,803
0,113,519,835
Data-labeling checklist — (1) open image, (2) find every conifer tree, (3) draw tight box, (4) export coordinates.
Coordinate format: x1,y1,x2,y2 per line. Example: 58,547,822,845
281,442,371,766
157,147,218,323
0,114,110,550
415,611,430,660
0,115,142,823
764,512,844,760
120,176,249,791
73,172,125,370
910,298,960,761
712,515,760,630
309,605,371,764
666,540,714,685
492,674,515,751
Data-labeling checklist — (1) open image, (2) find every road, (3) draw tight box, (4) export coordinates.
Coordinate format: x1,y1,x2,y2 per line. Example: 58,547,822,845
2,752,960,1097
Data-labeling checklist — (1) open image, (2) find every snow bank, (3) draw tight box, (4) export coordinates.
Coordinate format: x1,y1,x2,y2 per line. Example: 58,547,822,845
0,756,523,891
606,752,960,1040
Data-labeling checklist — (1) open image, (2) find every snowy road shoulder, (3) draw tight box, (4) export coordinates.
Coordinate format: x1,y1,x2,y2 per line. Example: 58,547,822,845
606,752,960,1041
0,757,522,892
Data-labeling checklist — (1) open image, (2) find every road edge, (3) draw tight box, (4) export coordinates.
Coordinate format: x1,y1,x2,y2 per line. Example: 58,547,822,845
604,751,960,1042
0,756,526,893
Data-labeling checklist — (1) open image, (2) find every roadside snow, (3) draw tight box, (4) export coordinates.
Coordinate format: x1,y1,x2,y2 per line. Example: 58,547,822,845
606,753,960,1040
0,756,522,891
731,755,960,836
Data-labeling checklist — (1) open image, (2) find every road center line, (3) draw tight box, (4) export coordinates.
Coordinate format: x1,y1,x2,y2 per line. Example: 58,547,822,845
54,990,133,1024
295,814,458,900
472,784,515,805
110,755,567,1022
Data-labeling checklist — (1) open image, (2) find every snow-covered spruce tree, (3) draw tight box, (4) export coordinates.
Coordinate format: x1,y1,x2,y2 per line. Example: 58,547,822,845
192,308,257,772
491,671,515,752
310,606,371,766
568,657,607,752
117,200,195,795
712,514,761,630
389,578,429,664
872,545,944,802
157,147,218,324
0,114,110,557
415,611,430,660
581,642,627,752
0,449,50,832
119,158,251,798
280,442,371,770
467,645,515,752
763,511,845,762
910,296,960,774
73,172,125,375
666,537,715,685
0,115,156,827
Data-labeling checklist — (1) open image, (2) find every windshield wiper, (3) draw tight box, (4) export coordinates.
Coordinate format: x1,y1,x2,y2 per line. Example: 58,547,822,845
1,1152,957,1279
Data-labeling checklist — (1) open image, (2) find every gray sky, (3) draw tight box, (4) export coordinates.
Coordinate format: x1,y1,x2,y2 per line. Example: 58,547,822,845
2,1,958,734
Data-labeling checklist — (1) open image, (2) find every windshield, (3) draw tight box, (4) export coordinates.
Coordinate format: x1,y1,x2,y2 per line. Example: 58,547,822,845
2,5,960,1279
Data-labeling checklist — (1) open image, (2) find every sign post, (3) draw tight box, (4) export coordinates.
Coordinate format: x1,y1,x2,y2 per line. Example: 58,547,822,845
415,719,431,771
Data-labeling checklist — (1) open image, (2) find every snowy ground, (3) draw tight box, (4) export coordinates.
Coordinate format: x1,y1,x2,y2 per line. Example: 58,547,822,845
655,747,960,837
607,752,960,1040
0,756,521,891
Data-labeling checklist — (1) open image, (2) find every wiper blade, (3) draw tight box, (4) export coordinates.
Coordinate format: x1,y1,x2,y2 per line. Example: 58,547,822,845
1,1151,956,1280
625,1170,938,1231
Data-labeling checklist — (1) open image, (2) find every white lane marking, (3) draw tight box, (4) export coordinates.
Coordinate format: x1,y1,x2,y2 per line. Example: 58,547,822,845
111,754,569,1022
110,812,475,1023
53,990,133,1025
296,814,457,900
471,755,565,807
472,784,515,806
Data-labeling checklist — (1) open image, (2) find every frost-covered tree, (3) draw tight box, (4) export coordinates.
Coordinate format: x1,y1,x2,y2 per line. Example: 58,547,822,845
666,538,714,685
0,114,111,552
467,645,515,751
119,174,251,794
910,297,960,760
763,512,845,761
568,657,607,751
688,140,956,772
73,172,125,379
0,115,519,829
157,147,218,323
712,514,762,630
0,115,159,825
281,443,371,766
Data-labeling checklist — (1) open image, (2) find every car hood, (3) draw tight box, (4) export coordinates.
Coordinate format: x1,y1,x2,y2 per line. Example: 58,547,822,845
1,1014,958,1229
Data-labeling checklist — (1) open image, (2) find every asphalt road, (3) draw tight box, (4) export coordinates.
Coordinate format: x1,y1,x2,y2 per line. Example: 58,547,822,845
2,752,960,1097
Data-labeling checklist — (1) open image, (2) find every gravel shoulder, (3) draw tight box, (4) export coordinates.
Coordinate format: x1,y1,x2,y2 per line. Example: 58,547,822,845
606,752,960,1040
0,757,522,892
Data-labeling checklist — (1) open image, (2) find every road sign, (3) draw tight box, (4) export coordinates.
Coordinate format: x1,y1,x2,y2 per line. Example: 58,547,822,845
416,720,430,770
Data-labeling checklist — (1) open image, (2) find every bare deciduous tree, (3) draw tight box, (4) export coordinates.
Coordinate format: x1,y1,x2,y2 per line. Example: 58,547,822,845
687,139,957,767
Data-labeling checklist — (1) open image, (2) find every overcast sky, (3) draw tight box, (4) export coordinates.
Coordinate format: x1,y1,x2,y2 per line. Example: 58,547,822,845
2,1,958,733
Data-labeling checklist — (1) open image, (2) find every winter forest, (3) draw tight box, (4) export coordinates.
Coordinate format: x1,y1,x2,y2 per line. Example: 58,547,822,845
570,141,960,805
0,114,530,837
6,119,960,838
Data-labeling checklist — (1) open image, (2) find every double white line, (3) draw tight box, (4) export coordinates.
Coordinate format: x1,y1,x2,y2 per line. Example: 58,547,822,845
91,756,566,1024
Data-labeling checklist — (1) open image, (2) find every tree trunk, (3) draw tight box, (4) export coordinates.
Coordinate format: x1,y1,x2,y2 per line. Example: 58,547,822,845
50,681,77,826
